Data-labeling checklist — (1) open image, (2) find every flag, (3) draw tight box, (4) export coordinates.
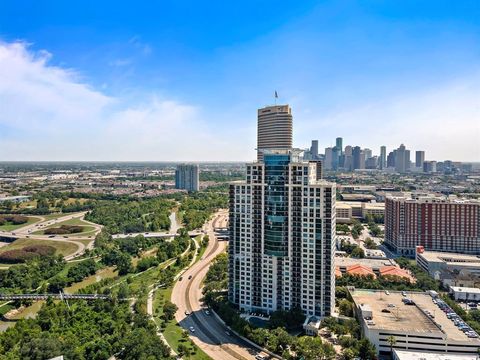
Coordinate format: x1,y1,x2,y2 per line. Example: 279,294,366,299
275,90,278,98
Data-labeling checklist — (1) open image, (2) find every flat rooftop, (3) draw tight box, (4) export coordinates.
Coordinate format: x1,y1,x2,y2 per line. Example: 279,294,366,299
394,350,476,360
350,289,480,343
450,286,480,294
335,256,396,269
418,251,480,266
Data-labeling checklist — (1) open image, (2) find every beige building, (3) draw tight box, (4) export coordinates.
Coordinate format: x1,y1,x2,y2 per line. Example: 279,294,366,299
336,201,384,223
257,105,293,161
351,289,480,357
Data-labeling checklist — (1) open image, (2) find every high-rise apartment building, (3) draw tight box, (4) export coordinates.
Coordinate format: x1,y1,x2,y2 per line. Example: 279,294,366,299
229,148,336,317
257,105,293,161
415,151,425,169
385,195,480,256
380,146,387,170
175,164,199,192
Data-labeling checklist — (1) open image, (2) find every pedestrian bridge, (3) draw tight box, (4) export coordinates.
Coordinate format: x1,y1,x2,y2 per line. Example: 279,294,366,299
0,293,115,301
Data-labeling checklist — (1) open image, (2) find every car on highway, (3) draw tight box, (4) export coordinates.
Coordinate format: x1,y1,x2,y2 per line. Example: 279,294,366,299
48,235,55,238
185,311,190,316
189,326,195,333
179,277,183,281
225,330,231,336
255,355,266,360
205,310,210,315
188,275,192,280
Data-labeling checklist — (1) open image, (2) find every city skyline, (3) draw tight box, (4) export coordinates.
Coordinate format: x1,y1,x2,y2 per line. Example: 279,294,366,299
0,1,479,162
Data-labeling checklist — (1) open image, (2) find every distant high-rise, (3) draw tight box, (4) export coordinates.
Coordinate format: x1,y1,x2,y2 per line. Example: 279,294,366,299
364,148,372,160
423,161,437,173
352,146,365,170
257,105,293,161
324,147,333,170
229,149,336,317
310,140,319,159
336,137,343,155
175,164,199,192
380,146,387,170
344,145,353,171
395,144,410,173
387,150,396,168
416,151,425,169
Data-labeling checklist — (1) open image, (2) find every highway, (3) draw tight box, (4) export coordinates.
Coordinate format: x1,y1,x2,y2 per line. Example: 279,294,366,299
0,212,102,261
171,210,271,360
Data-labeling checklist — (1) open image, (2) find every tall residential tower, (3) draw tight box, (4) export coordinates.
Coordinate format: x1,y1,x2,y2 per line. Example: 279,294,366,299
257,105,293,161
175,164,199,192
229,108,336,318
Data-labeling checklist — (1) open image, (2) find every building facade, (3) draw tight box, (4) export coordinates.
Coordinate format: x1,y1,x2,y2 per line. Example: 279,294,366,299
175,164,199,192
385,195,480,256
228,149,336,317
257,105,293,161
416,150,425,169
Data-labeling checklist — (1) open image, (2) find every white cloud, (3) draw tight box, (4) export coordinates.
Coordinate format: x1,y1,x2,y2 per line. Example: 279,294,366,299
294,77,480,162
0,41,248,161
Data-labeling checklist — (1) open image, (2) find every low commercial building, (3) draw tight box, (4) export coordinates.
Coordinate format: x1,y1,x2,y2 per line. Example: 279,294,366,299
350,289,480,357
393,349,476,360
335,201,385,223
449,287,480,302
416,249,480,278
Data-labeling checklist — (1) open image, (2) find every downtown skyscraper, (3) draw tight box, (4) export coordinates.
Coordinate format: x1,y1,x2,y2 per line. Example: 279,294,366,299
228,105,336,318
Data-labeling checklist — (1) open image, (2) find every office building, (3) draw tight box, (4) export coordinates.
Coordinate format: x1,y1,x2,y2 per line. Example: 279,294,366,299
229,148,336,317
380,146,386,170
324,147,333,170
365,156,378,169
424,161,437,173
257,105,293,161
364,148,372,160
385,195,480,256
351,289,480,357
175,164,199,192
416,249,480,280
387,150,396,168
336,137,343,155
416,151,425,169
352,146,365,170
344,145,353,171
310,140,319,160
395,144,410,173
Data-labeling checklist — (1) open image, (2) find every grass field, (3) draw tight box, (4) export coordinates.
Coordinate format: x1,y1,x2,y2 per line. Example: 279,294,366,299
0,238,79,257
0,216,42,231
32,217,96,237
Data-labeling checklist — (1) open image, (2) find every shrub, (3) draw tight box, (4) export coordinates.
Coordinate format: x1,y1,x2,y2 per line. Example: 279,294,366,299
0,245,56,263
44,225,84,235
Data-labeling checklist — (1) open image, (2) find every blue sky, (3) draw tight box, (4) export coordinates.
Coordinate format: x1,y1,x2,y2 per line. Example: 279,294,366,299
0,0,479,161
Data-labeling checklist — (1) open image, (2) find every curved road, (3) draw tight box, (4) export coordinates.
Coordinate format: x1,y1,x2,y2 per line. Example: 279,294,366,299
0,212,102,261
171,210,270,360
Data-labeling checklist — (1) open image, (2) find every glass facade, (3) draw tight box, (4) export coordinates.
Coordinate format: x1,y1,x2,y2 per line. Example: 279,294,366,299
264,153,290,256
